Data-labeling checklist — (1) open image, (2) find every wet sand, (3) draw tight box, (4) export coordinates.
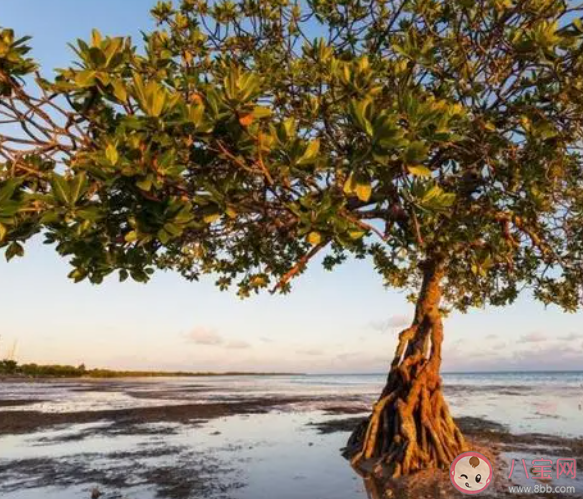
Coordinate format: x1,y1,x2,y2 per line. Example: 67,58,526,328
0,397,307,435
1,376,583,499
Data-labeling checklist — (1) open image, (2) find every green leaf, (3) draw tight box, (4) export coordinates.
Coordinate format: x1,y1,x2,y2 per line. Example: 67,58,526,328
40,210,60,224
50,174,71,205
404,141,429,164
0,200,20,218
297,139,320,165
350,99,374,137
69,268,87,283
5,241,24,261
69,173,87,204
163,222,182,236
157,228,171,244
419,184,456,212
77,207,102,222
407,165,432,177
0,179,22,204
136,177,152,191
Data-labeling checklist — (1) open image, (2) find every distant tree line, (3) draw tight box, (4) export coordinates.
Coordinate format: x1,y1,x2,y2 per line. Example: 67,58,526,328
0,360,293,378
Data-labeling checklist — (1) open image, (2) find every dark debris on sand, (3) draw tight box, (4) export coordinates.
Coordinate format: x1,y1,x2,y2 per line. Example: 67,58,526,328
0,397,304,436
0,448,244,499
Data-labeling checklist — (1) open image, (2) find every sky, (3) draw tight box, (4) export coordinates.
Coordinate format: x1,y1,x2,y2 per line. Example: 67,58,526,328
0,0,582,374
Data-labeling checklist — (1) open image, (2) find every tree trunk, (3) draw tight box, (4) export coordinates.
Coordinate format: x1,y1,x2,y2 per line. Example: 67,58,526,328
346,259,466,477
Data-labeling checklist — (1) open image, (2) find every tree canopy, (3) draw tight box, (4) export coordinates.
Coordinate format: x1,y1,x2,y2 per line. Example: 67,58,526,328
1,0,583,312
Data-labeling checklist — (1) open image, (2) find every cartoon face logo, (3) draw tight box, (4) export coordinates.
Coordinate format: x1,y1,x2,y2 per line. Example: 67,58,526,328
450,451,493,494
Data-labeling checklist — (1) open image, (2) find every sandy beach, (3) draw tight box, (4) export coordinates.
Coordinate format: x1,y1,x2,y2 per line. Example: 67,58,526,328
1,373,582,499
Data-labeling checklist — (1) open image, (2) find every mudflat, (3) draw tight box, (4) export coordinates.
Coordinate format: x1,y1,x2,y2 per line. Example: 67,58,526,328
1,374,582,499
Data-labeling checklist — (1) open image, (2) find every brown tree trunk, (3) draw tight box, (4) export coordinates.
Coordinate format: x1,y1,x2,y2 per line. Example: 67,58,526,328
346,259,466,477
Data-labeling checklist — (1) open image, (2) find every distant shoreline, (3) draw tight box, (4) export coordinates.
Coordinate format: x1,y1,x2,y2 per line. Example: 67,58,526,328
0,373,302,381
0,361,302,380
0,372,302,380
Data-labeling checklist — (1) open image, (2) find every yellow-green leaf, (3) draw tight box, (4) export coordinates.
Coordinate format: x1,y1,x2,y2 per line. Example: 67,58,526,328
125,230,138,243
297,139,320,165
348,229,365,240
188,103,205,126
343,174,356,195
112,80,128,103
252,106,272,119
203,213,221,224
136,177,152,191
106,144,119,165
484,121,497,132
75,70,96,88
407,165,432,177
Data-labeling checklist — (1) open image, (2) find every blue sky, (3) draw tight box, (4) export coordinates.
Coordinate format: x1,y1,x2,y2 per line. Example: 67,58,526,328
1,1,582,373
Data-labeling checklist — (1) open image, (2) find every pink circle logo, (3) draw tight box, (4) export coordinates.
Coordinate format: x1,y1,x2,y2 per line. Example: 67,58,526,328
450,451,493,494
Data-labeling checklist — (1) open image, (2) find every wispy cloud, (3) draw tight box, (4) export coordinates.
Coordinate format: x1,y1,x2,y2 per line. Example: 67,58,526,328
184,327,223,346
184,327,252,350
559,332,580,341
520,332,547,343
369,315,410,332
225,340,251,350
296,348,323,356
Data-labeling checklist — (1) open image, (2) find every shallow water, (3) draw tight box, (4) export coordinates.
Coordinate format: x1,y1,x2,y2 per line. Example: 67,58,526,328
0,411,369,499
1,372,583,498
2,372,583,434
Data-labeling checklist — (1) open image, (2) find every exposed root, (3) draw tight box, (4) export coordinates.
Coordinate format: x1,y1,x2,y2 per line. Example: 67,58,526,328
346,259,467,477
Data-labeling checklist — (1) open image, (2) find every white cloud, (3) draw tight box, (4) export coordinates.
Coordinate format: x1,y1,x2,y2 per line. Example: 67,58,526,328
184,327,223,346
370,315,410,332
225,340,251,350
520,332,547,343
